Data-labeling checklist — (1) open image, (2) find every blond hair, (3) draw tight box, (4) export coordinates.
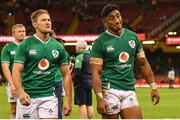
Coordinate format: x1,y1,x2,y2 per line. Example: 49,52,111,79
76,40,87,49
12,24,25,33
30,9,49,23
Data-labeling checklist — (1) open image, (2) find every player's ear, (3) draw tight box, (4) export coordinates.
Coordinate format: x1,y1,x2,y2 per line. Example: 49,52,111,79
103,19,108,28
32,22,37,28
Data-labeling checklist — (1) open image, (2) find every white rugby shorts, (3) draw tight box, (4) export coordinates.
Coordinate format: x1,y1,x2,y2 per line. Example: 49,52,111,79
103,88,139,114
16,95,58,119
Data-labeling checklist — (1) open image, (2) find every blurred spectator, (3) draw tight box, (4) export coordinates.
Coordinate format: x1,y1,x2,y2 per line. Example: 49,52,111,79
168,67,175,89
73,40,94,119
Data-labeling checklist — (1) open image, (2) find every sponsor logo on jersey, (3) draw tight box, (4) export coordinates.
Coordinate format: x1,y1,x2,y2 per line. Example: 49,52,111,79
38,58,49,70
10,51,16,55
128,40,136,48
52,50,59,58
33,70,51,75
107,45,114,52
29,49,37,55
119,52,129,63
115,64,131,69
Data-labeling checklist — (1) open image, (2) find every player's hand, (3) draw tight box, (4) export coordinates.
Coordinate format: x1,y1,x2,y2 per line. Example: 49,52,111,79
63,100,72,116
97,98,108,115
151,89,160,105
19,90,31,106
9,84,17,97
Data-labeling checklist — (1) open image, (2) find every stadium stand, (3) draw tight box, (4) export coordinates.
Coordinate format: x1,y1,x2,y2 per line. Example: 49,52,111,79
0,0,179,35
139,1,179,36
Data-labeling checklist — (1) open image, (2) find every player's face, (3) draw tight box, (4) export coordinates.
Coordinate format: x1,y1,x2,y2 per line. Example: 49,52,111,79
104,10,123,32
13,27,26,42
35,13,52,34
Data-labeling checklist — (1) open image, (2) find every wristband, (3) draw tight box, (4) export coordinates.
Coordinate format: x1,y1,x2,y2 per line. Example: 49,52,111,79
96,92,103,99
150,82,157,89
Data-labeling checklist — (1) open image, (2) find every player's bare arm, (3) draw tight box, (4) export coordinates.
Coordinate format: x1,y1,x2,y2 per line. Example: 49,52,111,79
90,58,108,115
60,65,72,116
12,63,30,106
137,53,160,105
90,58,103,94
1,63,17,96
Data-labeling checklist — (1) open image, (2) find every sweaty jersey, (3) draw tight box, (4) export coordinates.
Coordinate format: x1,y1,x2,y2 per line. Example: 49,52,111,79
91,28,143,91
1,41,19,72
14,34,69,98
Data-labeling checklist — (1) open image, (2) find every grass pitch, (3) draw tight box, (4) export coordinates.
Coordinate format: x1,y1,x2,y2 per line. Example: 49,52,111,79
0,85,180,119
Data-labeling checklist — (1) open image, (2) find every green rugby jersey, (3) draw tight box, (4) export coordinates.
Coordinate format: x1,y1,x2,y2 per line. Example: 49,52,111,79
1,41,19,72
14,34,69,98
55,51,70,84
91,28,143,91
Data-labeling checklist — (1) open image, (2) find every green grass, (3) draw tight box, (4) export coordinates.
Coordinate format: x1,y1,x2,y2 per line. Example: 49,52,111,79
0,86,180,119
138,88,180,119
0,85,10,119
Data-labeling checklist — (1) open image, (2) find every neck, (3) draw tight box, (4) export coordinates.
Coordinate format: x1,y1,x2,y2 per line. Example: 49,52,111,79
35,31,49,41
14,39,20,44
107,28,123,36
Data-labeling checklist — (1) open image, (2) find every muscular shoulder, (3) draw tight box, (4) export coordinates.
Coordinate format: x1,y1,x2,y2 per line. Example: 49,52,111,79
4,42,15,47
49,38,64,48
124,28,136,36
123,28,139,41
2,42,16,52
20,36,34,45
92,32,114,51
2,43,10,50
95,32,112,43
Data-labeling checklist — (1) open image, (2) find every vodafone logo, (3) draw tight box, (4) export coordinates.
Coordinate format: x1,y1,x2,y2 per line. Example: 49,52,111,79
38,58,49,70
119,52,129,63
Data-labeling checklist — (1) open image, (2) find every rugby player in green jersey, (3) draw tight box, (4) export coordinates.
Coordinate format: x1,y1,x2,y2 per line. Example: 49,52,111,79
12,9,72,119
90,4,160,119
1,24,26,119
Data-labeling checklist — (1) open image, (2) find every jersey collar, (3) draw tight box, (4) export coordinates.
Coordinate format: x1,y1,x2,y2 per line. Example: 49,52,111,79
34,34,51,44
13,40,20,46
106,28,124,38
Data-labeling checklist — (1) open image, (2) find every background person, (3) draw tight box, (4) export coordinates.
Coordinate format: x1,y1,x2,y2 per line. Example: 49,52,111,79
1,24,26,119
73,40,94,119
168,67,175,88
12,9,72,119
90,4,160,119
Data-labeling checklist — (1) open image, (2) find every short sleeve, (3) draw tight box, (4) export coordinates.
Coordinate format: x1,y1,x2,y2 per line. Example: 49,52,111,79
59,46,69,66
91,40,103,59
1,44,10,63
14,41,27,64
